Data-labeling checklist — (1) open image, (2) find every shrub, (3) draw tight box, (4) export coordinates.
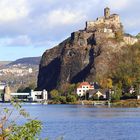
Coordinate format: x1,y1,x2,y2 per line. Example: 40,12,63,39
59,96,67,104
50,89,59,99
66,95,77,103
0,100,42,139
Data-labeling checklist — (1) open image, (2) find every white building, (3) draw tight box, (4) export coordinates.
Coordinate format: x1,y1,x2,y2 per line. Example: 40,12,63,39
77,82,94,96
10,89,48,102
30,89,48,101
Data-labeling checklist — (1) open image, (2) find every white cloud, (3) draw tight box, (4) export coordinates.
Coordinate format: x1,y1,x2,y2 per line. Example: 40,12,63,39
105,0,131,11
0,0,29,22
0,0,140,49
0,35,32,47
40,9,86,29
35,40,59,48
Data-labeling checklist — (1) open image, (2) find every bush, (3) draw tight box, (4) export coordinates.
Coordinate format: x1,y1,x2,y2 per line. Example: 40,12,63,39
59,96,67,104
122,93,136,99
0,100,42,139
66,95,77,103
50,89,59,99
111,88,122,101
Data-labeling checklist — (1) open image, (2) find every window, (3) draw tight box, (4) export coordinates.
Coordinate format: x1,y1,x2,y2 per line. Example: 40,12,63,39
79,90,81,92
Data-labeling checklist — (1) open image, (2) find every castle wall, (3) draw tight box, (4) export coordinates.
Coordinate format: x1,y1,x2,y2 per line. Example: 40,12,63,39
86,14,121,32
86,21,96,31
104,15,120,28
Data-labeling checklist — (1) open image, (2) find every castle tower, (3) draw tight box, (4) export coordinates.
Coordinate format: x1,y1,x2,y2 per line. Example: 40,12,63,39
104,7,110,19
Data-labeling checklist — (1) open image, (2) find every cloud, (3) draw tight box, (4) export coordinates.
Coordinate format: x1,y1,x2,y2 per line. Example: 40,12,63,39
0,0,29,22
0,35,32,47
105,0,130,11
46,9,86,27
0,0,140,50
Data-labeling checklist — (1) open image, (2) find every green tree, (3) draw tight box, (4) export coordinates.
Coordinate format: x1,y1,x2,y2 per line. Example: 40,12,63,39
50,89,59,99
60,83,76,96
100,78,113,89
111,87,122,101
17,82,36,93
66,95,77,103
59,96,67,104
110,43,140,89
0,100,42,140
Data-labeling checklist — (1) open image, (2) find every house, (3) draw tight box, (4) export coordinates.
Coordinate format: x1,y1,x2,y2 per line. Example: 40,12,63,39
29,89,48,101
87,89,107,99
77,82,94,96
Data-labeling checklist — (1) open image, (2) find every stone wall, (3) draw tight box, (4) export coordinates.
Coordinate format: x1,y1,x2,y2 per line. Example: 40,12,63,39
85,7,121,32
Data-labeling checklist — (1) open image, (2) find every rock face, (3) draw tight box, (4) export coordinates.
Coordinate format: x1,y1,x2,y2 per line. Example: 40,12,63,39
37,7,137,91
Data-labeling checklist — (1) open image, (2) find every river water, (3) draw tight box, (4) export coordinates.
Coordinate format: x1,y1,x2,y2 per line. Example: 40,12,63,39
17,104,140,140
1,104,140,140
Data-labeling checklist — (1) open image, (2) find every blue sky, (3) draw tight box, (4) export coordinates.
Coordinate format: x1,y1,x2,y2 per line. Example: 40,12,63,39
0,0,140,61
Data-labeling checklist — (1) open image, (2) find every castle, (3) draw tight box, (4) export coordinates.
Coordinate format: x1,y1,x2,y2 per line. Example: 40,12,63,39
86,7,121,33
71,7,138,45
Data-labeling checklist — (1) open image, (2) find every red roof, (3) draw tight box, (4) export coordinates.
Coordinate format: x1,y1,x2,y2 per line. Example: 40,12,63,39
77,82,94,88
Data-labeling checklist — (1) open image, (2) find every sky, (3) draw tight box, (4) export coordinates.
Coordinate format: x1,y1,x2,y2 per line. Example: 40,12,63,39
0,0,140,61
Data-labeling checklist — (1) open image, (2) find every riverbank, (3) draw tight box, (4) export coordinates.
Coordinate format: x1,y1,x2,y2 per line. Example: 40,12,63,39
1,99,140,107
111,99,140,107
48,99,140,107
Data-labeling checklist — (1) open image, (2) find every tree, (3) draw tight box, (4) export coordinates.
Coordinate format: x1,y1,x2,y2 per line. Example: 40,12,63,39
59,96,67,104
60,83,76,96
66,95,77,103
100,78,113,89
50,89,59,99
111,43,140,89
17,82,36,93
0,100,42,139
111,87,122,101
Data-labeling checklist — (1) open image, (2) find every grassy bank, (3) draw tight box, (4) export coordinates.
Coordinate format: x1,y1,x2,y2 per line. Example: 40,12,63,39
111,99,140,107
48,99,140,107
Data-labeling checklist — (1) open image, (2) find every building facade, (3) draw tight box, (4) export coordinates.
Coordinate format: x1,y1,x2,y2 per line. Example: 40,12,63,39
77,82,94,96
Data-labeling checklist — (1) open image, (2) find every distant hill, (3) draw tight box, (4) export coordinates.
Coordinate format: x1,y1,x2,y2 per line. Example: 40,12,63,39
8,57,41,66
0,61,12,69
0,57,41,92
0,61,11,66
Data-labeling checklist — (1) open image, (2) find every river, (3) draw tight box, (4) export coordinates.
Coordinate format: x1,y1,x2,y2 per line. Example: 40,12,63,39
1,104,140,139
16,104,140,140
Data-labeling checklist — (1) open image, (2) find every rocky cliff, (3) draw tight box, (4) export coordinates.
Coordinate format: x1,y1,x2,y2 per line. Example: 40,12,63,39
37,8,138,91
